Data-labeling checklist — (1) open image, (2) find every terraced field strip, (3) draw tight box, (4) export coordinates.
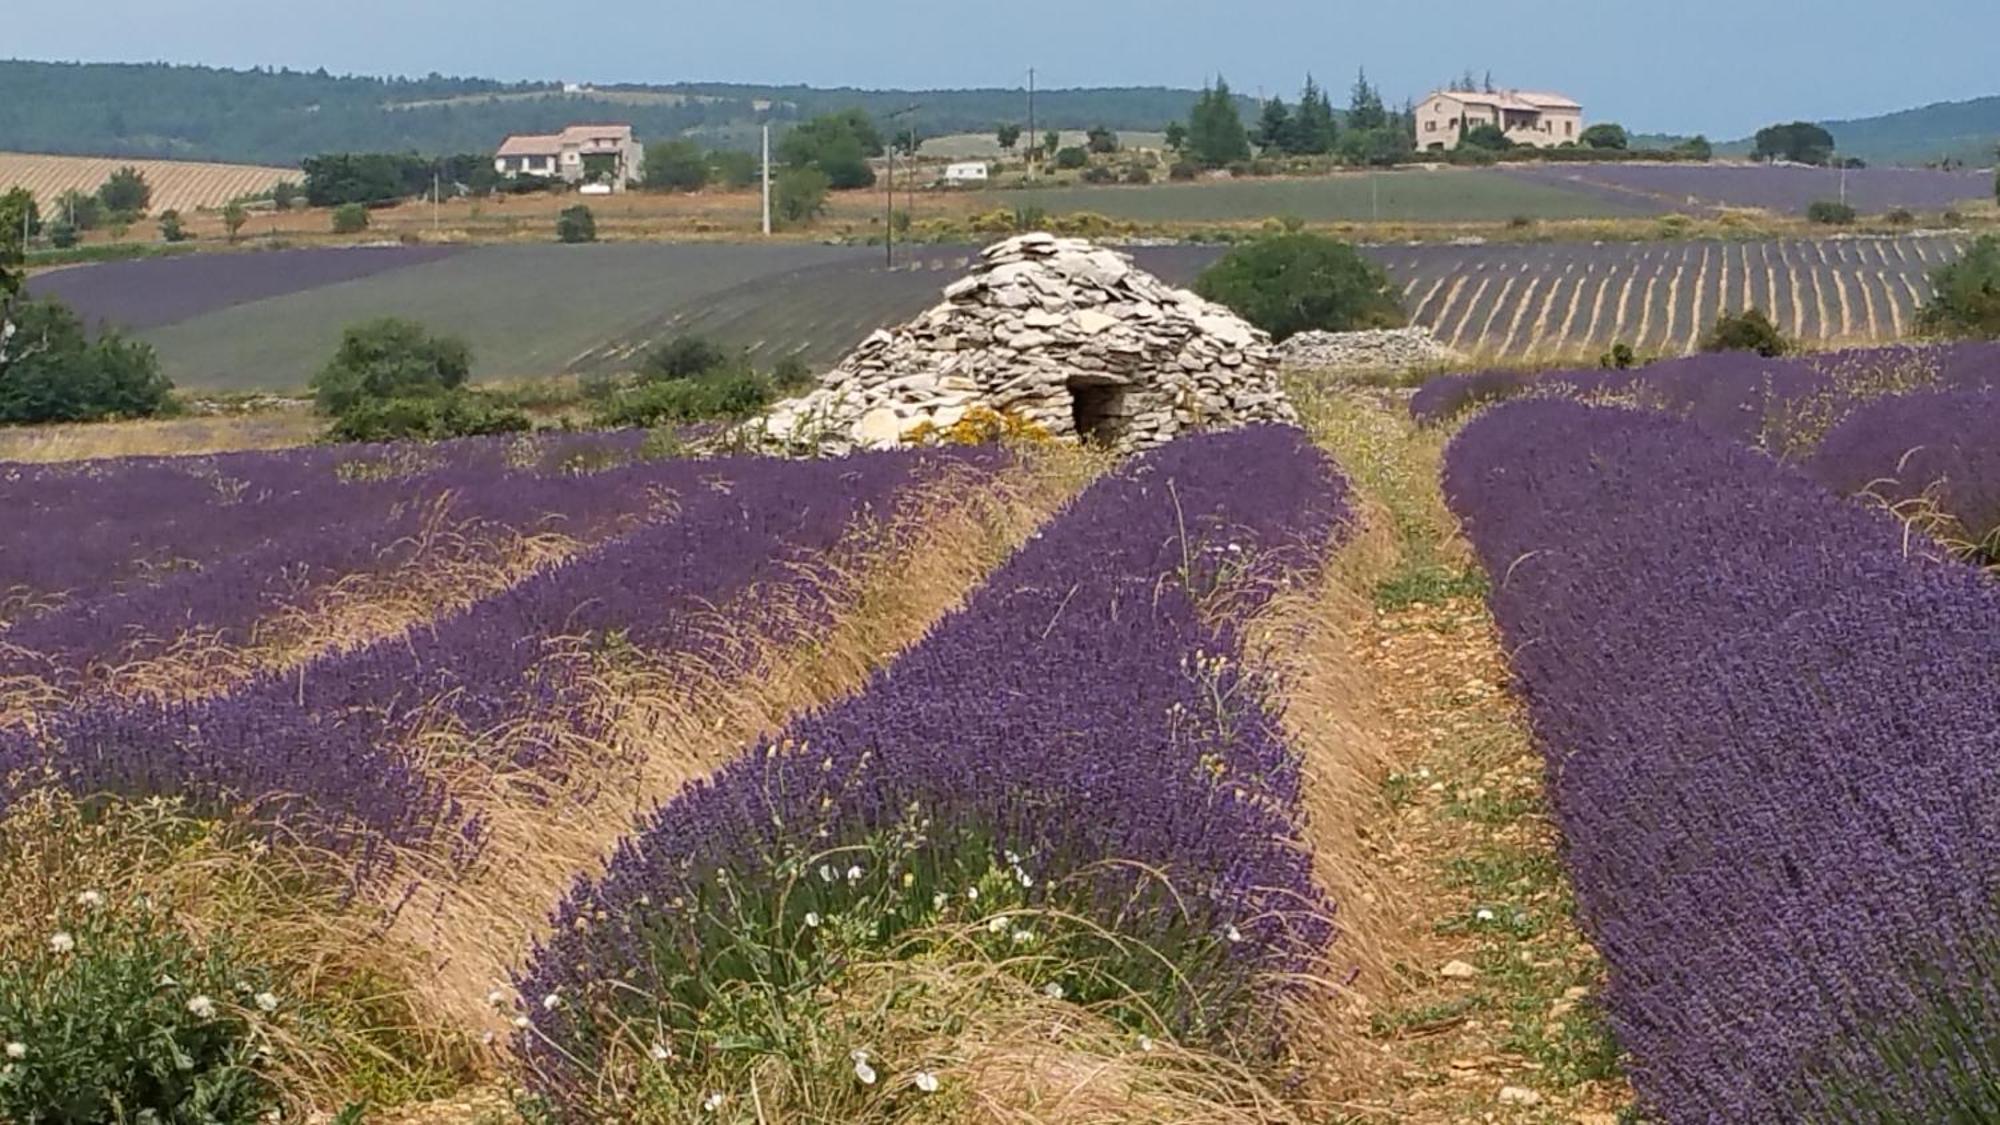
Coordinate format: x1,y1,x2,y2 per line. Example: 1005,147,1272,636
0,151,295,213
1373,234,1965,359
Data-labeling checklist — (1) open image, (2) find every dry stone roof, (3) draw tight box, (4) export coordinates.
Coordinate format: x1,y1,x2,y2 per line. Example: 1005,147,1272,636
757,233,1297,453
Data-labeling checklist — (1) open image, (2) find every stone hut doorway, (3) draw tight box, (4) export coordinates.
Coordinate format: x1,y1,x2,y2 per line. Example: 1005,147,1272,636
1068,377,1131,445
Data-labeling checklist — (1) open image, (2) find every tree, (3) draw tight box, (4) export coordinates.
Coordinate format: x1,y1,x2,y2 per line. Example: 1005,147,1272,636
557,204,597,243
331,203,369,234
1193,233,1405,341
1163,121,1188,153
222,200,248,242
643,141,710,191
1054,146,1089,170
773,166,830,227
1293,76,1338,155
0,188,41,244
891,127,922,157
271,181,299,211
709,150,759,190
56,189,101,231
1461,123,1513,151
1348,69,1388,132
1676,135,1714,161
1341,125,1414,167
310,317,472,416
1085,125,1120,154
1252,97,1295,155
997,123,1022,154
0,298,175,423
1580,123,1629,151
96,166,151,216
1917,234,2000,338
1753,122,1835,166
1702,308,1790,356
1186,77,1251,168
1042,130,1061,158
156,209,188,242
777,111,879,190
301,153,432,207
46,220,78,249
642,335,734,381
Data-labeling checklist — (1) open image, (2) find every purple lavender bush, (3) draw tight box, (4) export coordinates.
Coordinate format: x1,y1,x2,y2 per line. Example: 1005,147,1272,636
514,426,1352,1115
1806,389,2000,560
1445,399,2000,1122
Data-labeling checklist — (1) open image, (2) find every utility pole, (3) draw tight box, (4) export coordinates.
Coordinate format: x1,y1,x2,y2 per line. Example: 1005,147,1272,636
761,123,772,236
1027,67,1036,181
885,140,895,266
432,171,441,233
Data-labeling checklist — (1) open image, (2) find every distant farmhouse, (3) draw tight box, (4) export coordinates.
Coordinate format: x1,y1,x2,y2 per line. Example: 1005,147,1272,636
1415,90,1582,151
494,124,643,191
942,161,990,186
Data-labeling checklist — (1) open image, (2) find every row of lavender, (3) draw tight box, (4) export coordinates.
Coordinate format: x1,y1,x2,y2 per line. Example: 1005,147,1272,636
0,432,671,695
1446,400,2000,1121
517,426,1352,1113
2,447,964,871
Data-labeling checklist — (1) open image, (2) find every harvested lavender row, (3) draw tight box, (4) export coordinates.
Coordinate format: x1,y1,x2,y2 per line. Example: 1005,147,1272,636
0,430,657,620
518,426,1350,1109
1409,340,2000,447
1445,400,2000,1122
0,454,692,696
1805,388,2000,550
29,449,953,862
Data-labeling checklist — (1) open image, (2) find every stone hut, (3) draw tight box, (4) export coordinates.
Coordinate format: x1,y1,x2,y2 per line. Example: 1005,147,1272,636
758,234,1297,453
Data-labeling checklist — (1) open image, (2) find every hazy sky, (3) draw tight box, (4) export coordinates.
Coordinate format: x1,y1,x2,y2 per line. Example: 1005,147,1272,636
11,0,1997,138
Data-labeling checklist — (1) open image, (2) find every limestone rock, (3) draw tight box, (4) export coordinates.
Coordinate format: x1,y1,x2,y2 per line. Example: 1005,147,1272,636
1281,327,1460,375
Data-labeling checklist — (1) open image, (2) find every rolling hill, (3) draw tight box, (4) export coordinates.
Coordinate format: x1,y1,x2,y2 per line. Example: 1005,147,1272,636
1715,95,2000,166
0,60,1255,168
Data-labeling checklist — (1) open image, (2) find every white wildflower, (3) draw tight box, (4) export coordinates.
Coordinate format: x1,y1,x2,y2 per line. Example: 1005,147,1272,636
48,931,74,955
1016,869,1034,889
913,1070,940,1093
4,1042,24,1060
1225,924,1244,944
987,915,1009,935
853,1057,878,1085
74,890,104,910
486,989,509,1007
804,912,822,929
1011,929,1034,945
513,1015,532,1029
254,991,280,1013
846,864,863,883
965,886,978,902
157,974,179,988
850,1048,871,1062
1043,981,1065,1000
1004,850,1020,865
1138,1035,1155,1053
1476,908,1496,922
703,1092,726,1112
932,892,949,910
542,992,562,1012
649,1041,672,1062
480,1030,496,1046
187,995,217,1020
1226,542,1243,554
818,863,836,884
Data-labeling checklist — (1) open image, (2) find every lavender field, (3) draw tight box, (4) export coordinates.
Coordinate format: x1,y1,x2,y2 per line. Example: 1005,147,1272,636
5,341,1999,1121
1505,162,1995,216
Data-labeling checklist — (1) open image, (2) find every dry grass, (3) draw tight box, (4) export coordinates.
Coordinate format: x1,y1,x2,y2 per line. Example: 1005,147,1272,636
0,151,293,215
0,406,321,463
372,446,1103,1069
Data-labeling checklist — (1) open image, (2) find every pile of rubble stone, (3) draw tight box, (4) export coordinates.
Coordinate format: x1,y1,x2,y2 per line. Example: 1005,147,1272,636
756,233,1297,453
1278,327,1461,374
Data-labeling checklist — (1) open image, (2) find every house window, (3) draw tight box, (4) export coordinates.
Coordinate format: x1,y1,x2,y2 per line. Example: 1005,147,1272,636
1566,121,1574,136
1426,120,1437,133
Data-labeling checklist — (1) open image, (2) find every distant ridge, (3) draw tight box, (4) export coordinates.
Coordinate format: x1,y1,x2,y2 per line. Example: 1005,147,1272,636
1716,94,2000,166
0,59,1257,168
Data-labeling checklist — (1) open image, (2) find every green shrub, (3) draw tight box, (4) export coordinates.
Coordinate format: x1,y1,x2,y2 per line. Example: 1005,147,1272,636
1053,146,1089,171
593,371,772,428
1123,165,1152,185
310,317,471,415
773,166,830,227
1168,160,1200,181
0,896,282,1124
157,209,188,243
557,204,597,244
1600,342,1638,369
325,390,531,442
1192,232,1405,341
0,298,176,424
1917,234,2000,339
771,354,813,391
330,203,369,234
95,166,151,216
1886,207,1916,226
1080,164,1117,184
1703,307,1791,356
271,181,299,211
641,335,734,382
1807,200,1857,225
45,220,79,249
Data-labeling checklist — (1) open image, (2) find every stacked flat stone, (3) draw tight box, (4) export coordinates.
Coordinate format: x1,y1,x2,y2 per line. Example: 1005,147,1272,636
1278,327,1460,374
758,233,1297,454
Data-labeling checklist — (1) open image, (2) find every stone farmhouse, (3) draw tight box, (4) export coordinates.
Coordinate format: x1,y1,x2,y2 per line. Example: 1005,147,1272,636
1415,90,1582,150
493,124,643,191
